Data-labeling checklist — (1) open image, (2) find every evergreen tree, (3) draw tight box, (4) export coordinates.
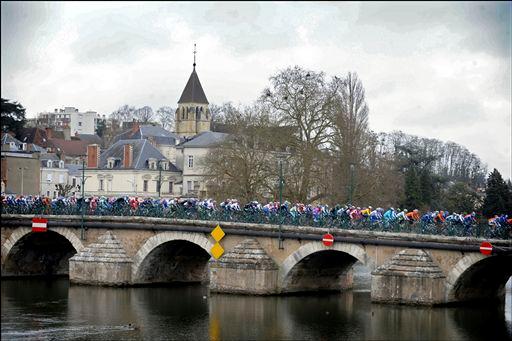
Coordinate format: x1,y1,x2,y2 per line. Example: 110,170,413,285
481,169,511,217
1,98,26,137
404,168,421,208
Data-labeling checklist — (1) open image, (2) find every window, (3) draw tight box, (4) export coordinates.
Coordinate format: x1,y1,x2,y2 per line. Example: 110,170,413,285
156,180,160,192
72,178,76,187
53,191,57,198
188,155,194,168
168,181,173,193
143,180,148,192
47,160,52,168
59,161,64,168
59,174,64,183
99,179,104,191
194,181,200,190
187,181,192,191
47,191,50,197
47,174,53,182
78,122,82,126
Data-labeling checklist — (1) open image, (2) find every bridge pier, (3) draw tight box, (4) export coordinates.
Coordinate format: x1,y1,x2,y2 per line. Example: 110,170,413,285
209,239,279,295
69,231,132,286
371,249,447,305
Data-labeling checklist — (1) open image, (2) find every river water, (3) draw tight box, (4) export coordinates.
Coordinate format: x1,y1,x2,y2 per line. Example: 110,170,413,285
2,274,511,340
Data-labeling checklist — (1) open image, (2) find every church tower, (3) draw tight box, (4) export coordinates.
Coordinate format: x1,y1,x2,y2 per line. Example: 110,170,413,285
175,44,211,138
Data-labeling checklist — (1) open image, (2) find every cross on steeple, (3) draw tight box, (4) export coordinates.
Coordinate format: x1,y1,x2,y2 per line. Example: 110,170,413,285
193,43,196,68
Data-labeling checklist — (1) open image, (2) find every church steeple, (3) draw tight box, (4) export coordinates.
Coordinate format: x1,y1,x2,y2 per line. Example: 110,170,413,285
175,44,211,138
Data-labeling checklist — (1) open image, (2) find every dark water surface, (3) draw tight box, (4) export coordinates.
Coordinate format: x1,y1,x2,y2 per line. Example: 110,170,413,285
1,277,511,340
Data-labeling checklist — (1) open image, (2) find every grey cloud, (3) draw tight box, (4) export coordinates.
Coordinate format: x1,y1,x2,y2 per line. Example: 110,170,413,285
70,9,172,64
393,93,485,128
355,2,511,57
1,2,61,76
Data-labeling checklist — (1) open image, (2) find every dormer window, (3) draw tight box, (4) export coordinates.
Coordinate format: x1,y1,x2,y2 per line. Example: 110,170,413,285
47,160,52,168
59,160,64,168
107,157,116,169
148,158,157,170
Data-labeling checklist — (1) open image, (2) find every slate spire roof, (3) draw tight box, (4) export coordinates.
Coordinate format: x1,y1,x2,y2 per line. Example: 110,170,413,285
178,68,209,105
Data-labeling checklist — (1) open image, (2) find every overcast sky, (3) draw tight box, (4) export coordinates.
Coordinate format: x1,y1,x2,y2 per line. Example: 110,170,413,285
1,1,511,179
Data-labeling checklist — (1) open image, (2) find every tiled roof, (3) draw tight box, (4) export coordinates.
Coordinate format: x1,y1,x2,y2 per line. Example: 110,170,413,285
76,134,102,145
98,139,180,171
177,131,229,148
111,125,179,146
47,139,89,156
178,68,209,104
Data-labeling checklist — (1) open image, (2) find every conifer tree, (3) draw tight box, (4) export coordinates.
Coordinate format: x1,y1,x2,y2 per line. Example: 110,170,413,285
481,169,511,217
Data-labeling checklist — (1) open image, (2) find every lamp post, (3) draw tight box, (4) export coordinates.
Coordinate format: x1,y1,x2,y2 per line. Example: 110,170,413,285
158,160,164,198
79,157,91,240
18,167,27,195
276,152,288,250
127,178,137,196
349,163,355,204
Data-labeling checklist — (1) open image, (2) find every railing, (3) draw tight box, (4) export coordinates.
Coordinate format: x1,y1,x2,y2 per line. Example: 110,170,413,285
1,200,510,240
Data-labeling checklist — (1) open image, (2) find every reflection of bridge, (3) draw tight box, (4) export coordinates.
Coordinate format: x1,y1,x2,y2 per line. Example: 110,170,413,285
2,214,511,305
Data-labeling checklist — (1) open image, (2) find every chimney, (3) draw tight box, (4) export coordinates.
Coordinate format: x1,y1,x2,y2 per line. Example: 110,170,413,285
63,125,71,141
87,144,100,168
123,144,133,168
45,127,53,139
131,121,140,134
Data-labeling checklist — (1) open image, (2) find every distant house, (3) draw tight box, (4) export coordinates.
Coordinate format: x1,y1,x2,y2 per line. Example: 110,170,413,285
83,140,181,197
39,154,68,198
111,123,181,164
1,134,42,196
46,138,89,165
176,131,228,197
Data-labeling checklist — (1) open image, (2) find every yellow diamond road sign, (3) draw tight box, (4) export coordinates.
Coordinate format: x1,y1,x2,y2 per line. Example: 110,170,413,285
211,242,224,259
211,224,225,242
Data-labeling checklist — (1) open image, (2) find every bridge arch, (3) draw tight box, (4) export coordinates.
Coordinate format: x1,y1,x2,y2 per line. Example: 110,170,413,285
1,227,83,265
1,227,84,276
132,231,213,283
279,242,373,292
446,253,512,303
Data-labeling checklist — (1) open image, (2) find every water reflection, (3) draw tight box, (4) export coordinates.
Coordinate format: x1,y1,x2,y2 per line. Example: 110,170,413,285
1,278,511,340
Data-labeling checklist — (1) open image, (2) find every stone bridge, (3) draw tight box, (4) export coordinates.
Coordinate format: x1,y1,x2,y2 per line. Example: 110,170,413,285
1,214,511,306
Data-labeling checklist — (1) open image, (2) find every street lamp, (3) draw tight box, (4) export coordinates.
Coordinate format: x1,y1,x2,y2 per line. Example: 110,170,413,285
79,157,91,240
18,167,28,195
349,163,355,204
276,151,289,250
127,178,137,196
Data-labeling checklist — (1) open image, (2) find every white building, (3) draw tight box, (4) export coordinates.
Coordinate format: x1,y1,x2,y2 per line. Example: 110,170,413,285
40,154,68,198
83,141,182,197
37,107,99,136
176,131,228,197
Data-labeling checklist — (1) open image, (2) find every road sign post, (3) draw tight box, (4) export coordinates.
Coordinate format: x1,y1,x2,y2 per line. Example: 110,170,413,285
322,233,334,247
480,241,493,255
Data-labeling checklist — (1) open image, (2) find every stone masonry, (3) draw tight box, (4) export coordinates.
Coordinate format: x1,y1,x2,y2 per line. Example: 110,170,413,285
69,231,132,286
371,249,446,305
209,238,279,295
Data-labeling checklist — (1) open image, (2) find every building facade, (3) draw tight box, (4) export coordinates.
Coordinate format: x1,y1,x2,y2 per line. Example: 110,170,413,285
39,154,69,198
83,142,182,197
37,107,99,136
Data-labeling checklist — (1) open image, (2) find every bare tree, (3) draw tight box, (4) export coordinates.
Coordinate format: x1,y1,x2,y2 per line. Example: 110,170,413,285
134,106,154,124
156,106,175,131
261,66,339,203
329,72,371,203
201,104,290,203
110,105,136,123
